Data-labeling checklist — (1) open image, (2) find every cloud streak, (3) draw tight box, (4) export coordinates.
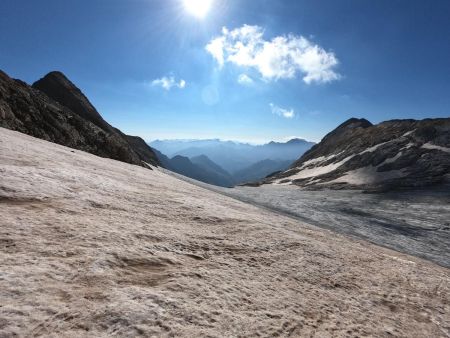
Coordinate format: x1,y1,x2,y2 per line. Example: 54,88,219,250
151,76,186,90
270,103,295,119
206,25,340,84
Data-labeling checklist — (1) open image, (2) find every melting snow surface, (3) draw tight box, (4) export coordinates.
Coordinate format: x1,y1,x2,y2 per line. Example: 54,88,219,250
359,141,390,155
277,154,356,182
328,166,406,185
421,143,450,153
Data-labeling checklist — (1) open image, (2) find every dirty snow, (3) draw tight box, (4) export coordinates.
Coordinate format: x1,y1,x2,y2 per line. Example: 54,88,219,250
274,154,356,182
328,166,406,185
273,140,397,185
1,127,449,337
422,142,450,153
359,141,390,154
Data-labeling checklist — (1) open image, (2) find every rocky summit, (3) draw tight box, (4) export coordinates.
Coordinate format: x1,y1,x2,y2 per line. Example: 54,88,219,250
0,70,159,168
263,118,450,191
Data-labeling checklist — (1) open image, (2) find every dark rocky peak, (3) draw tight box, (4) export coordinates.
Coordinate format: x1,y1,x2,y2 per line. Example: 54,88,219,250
1,69,160,168
317,117,372,145
297,118,373,163
337,118,373,130
32,71,110,132
323,117,371,139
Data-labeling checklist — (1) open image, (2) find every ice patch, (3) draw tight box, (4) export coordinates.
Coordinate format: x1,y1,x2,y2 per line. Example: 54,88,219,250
285,154,356,181
383,152,403,164
401,129,416,137
327,166,406,185
421,143,450,153
299,152,343,169
359,141,390,155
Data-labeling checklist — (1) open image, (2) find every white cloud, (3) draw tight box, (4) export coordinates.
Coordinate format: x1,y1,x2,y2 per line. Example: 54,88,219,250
237,73,254,85
151,76,186,90
270,103,295,119
206,25,340,84
205,35,225,67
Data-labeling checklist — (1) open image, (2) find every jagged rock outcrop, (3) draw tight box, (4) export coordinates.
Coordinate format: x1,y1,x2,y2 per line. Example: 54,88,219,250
0,70,159,167
263,118,450,191
33,71,111,132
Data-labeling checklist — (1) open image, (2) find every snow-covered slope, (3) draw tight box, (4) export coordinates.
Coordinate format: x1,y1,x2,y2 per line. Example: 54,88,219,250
1,127,449,337
264,118,450,190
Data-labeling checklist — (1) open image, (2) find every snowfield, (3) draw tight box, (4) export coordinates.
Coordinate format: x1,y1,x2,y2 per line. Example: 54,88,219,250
208,185,450,268
1,127,449,337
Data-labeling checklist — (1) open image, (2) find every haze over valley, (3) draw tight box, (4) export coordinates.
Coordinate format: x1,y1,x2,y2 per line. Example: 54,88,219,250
150,138,315,186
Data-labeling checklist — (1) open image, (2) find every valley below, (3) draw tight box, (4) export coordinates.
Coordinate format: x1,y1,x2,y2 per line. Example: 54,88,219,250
1,127,449,337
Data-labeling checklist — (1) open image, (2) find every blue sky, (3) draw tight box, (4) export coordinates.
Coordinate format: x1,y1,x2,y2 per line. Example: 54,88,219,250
1,0,449,143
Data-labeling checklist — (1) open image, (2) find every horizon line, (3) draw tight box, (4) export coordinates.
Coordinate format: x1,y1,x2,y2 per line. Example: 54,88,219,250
146,136,317,146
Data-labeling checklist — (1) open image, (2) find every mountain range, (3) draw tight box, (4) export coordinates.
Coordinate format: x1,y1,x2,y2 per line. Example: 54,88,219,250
152,140,312,187
150,138,315,174
1,68,448,191
0,69,313,188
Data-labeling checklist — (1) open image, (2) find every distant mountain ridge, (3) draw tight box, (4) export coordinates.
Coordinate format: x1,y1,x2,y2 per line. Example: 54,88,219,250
154,149,294,187
150,138,315,174
0,69,160,168
262,117,450,191
153,150,234,187
190,155,235,186
233,159,293,185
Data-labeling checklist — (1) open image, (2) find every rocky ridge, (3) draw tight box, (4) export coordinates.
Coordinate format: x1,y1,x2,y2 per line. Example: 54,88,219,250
263,118,450,190
0,69,159,168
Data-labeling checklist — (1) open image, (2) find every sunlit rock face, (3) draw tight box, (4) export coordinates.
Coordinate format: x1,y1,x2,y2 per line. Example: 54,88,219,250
0,69,160,167
263,117,450,191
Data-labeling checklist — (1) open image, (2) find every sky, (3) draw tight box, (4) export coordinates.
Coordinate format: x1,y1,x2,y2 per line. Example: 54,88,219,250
1,0,449,143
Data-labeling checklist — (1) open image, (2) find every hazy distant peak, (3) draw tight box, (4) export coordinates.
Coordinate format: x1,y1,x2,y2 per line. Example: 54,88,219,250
266,138,313,146
150,137,314,175
191,154,211,161
286,138,309,144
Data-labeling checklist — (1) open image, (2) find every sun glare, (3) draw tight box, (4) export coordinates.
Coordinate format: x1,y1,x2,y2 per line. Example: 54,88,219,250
183,0,213,18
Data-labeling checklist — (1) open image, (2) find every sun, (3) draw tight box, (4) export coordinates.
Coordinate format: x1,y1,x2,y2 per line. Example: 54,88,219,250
183,0,213,18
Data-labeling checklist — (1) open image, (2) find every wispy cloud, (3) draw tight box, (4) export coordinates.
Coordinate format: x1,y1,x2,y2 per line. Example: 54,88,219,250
237,73,254,85
151,76,186,90
270,103,295,119
206,25,340,84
